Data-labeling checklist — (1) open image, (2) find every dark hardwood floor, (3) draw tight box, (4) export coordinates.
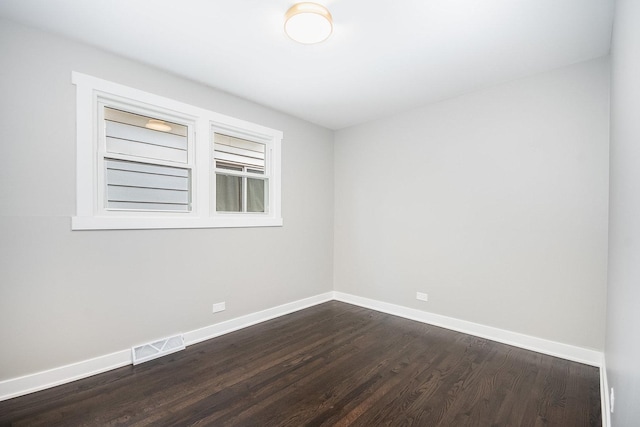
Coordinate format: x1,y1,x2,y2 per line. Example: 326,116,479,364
0,301,601,426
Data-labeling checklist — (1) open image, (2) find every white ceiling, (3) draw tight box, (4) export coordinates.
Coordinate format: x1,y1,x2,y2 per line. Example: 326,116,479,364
0,0,614,130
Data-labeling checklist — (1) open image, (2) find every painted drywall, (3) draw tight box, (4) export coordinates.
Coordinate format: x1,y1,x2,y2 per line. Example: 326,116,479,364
0,19,334,380
606,0,640,425
334,58,609,350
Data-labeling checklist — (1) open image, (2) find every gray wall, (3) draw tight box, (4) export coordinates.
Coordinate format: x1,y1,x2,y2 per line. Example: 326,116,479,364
0,19,334,380
606,0,640,425
334,58,609,350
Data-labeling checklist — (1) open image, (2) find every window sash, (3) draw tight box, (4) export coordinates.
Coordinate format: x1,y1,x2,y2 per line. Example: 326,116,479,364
97,101,195,215
215,174,268,213
213,133,266,174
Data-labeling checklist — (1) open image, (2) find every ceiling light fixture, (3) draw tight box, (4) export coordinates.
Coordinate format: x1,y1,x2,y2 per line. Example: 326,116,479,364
284,2,333,44
145,119,172,132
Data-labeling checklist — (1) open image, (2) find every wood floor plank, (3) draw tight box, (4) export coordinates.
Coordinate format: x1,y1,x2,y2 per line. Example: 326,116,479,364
0,301,601,426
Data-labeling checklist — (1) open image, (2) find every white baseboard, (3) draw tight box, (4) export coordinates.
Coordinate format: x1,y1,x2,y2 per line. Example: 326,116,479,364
0,292,334,402
337,291,608,425
183,292,334,346
0,290,604,406
333,291,603,367
0,349,131,402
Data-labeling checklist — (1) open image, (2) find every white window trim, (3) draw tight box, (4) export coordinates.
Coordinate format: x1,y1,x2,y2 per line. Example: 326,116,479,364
72,71,283,230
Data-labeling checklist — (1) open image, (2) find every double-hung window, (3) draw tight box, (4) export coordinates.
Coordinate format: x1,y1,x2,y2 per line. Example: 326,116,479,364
72,72,282,230
214,133,268,213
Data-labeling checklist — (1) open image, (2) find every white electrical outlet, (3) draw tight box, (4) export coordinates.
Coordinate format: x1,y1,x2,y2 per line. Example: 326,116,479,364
212,302,226,313
416,292,428,302
610,387,615,413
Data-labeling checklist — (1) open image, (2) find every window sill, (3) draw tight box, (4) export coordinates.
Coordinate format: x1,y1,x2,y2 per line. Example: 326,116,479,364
71,216,284,230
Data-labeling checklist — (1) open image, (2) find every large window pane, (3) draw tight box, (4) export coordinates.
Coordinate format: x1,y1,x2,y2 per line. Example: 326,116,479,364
105,159,190,212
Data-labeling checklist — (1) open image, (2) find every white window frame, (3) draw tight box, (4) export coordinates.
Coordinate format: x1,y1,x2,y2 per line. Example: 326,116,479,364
72,72,283,230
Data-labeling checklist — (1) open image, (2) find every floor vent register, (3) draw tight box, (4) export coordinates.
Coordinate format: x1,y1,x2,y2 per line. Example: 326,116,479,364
131,334,185,365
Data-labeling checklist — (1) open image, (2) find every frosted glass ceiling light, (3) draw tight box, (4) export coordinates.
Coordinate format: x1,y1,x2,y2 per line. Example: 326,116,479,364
285,2,333,44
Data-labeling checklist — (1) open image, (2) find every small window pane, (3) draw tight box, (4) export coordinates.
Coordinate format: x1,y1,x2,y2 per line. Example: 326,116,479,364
247,178,266,213
216,174,242,212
